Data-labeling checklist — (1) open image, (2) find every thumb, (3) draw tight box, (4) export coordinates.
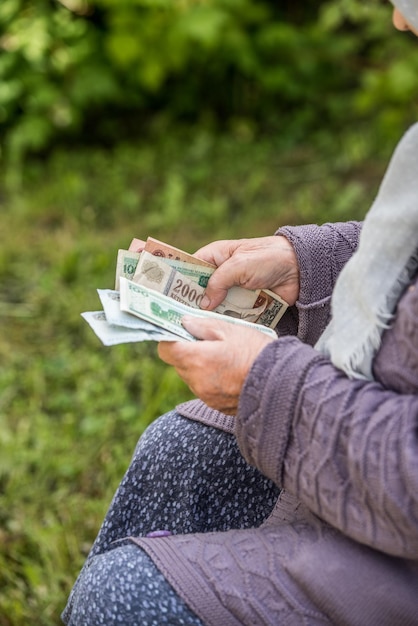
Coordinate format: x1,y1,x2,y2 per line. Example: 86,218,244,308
201,263,241,310
182,315,229,340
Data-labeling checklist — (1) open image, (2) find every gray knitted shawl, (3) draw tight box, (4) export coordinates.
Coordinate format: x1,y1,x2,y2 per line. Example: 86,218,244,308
316,124,418,379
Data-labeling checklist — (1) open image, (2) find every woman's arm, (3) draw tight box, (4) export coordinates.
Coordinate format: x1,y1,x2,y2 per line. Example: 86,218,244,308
236,336,418,558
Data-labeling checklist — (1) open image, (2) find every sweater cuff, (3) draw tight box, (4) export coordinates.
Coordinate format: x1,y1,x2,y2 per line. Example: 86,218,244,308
277,222,358,303
176,399,235,434
235,336,324,486
276,222,361,344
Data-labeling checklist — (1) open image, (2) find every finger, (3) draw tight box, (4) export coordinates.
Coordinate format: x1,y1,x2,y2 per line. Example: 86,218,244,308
200,261,246,310
193,240,233,266
181,315,229,340
157,340,186,365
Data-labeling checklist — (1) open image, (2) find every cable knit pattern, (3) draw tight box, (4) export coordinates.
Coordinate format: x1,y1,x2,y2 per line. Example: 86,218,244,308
238,336,418,557
373,278,418,392
132,520,333,626
235,337,324,482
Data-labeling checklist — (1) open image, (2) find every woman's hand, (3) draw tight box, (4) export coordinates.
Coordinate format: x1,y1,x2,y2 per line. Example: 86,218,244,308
158,316,275,415
194,235,300,310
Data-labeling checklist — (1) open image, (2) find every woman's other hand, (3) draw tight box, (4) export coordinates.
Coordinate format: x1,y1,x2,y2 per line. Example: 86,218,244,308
158,316,275,415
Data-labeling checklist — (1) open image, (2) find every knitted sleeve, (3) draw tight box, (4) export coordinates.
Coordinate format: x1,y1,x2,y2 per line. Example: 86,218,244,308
276,221,362,345
236,337,418,558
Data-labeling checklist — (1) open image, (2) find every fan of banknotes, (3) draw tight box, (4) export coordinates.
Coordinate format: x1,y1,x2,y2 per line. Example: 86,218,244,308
81,237,288,345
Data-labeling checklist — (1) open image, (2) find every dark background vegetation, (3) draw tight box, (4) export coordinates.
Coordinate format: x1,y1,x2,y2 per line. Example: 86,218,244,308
1,0,418,623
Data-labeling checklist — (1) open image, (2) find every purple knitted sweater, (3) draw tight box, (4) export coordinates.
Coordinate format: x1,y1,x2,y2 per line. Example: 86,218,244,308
132,220,418,625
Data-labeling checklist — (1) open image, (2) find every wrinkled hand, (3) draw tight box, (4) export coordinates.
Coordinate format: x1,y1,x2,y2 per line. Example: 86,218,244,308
158,316,275,415
194,235,299,310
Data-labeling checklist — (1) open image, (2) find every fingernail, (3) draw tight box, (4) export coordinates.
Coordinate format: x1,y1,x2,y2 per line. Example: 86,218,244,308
201,295,210,309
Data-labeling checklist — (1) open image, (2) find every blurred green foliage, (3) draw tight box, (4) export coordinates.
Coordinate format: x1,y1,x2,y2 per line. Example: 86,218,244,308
1,0,418,169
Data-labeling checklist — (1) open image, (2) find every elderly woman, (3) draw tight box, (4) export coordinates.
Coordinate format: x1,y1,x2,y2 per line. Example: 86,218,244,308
63,2,418,624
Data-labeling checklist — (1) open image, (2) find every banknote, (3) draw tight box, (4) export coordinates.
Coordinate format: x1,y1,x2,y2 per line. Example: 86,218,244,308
81,311,182,345
132,250,210,308
156,258,214,289
116,248,215,294
119,278,196,341
90,236,288,349
132,252,267,320
128,238,146,252
115,249,141,290
116,244,288,326
254,289,288,327
97,288,160,331
117,248,266,318
119,277,278,340
117,248,214,290
142,237,288,325
144,236,214,268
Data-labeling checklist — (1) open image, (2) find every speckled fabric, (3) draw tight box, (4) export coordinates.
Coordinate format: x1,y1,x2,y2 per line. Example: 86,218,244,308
63,545,204,626
62,412,281,625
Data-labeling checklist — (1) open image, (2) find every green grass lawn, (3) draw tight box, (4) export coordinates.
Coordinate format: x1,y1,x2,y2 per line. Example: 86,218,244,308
0,128,387,625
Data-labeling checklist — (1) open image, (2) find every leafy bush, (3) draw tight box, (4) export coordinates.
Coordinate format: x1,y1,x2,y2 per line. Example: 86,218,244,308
1,0,418,168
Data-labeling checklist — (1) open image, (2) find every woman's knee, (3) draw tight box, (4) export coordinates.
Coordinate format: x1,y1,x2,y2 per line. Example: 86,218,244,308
66,544,202,626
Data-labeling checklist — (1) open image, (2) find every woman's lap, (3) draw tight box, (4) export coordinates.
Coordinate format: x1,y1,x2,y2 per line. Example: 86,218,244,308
89,411,280,555
62,410,281,625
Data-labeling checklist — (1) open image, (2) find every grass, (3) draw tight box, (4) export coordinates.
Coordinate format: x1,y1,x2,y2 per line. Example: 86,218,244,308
0,125,389,625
